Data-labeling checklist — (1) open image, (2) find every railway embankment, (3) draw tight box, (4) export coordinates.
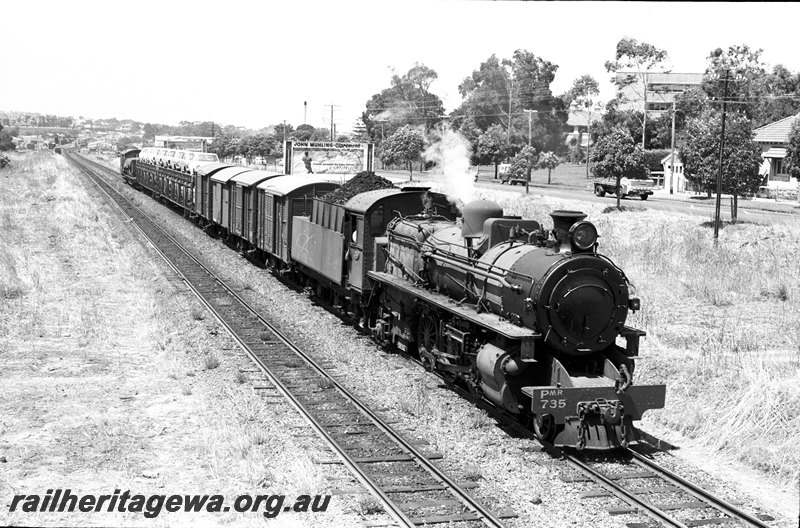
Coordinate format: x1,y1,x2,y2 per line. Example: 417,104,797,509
0,151,367,527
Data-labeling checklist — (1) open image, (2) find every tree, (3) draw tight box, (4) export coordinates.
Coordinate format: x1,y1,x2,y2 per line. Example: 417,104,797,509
784,119,800,187
605,37,669,149
381,125,425,180
508,145,538,194
679,110,762,219
561,75,600,108
703,44,766,123
142,123,155,145
292,124,315,141
475,124,511,178
0,124,17,151
272,123,294,145
309,128,331,141
756,65,800,126
455,50,566,154
362,63,445,144
538,151,560,184
590,126,650,208
208,132,239,160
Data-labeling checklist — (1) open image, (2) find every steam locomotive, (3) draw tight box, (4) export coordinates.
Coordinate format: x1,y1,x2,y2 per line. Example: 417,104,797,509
115,148,665,450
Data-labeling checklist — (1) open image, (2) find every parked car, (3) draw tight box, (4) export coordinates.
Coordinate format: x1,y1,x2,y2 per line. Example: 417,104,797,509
498,163,528,186
593,176,658,200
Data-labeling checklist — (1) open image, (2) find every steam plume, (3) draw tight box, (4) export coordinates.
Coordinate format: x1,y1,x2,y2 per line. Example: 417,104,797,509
423,125,475,206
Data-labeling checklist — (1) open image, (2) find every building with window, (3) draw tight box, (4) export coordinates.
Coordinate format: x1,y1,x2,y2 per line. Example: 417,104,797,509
615,72,704,117
753,113,800,190
564,108,603,148
660,152,686,193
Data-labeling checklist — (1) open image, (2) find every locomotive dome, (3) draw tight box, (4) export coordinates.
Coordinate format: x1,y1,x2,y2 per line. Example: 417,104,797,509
461,200,503,238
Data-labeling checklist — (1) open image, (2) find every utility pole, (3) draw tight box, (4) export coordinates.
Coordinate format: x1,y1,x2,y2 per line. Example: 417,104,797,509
324,104,340,142
642,72,648,149
714,70,730,242
585,105,593,179
304,101,307,125
669,100,676,194
523,109,537,195
506,81,514,142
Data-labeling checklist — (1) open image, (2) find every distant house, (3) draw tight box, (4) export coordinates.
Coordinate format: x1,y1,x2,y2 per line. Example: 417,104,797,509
565,108,602,149
753,113,800,190
614,72,704,117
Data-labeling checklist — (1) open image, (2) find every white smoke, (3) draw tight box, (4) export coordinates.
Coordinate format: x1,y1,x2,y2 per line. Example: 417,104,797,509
423,125,475,207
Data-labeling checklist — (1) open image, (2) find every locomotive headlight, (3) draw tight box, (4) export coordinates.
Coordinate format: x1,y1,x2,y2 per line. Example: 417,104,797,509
569,221,598,251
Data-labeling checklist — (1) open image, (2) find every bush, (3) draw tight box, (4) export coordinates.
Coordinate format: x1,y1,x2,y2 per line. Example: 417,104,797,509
0,155,10,169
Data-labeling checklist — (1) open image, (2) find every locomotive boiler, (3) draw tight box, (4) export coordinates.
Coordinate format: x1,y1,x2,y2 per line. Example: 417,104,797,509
368,200,665,449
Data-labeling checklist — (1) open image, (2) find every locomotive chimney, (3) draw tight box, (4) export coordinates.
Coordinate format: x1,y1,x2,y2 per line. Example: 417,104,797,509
461,200,504,239
550,210,587,247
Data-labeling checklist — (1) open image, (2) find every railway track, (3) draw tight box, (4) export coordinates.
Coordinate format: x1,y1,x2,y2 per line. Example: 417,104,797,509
559,446,774,528
66,152,515,528
399,347,775,528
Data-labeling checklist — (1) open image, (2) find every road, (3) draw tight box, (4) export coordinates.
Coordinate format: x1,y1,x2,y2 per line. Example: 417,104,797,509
379,170,800,226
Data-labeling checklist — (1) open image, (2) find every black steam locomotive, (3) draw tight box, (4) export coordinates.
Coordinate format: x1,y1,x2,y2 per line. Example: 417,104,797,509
118,149,665,450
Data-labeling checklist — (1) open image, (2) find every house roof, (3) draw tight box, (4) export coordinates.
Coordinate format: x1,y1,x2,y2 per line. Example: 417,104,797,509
660,151,681,164
566,110,602,127
753,114,800,144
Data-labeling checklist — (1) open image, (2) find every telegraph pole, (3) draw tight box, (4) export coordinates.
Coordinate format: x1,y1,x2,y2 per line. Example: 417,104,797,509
669,100,676,194
523,109,537,195
325,104,340,141
714,70,730,241
304,101,307,125
506,82,513,142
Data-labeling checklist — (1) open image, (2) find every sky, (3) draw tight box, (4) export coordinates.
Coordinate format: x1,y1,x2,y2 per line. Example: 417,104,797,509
3,1,800,133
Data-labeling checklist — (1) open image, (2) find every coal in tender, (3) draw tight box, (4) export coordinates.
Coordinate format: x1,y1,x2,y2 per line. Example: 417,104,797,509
322,171,395,204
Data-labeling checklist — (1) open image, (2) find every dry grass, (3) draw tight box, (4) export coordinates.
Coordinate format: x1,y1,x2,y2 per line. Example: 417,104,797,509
0,151,362,527
434,184,800,489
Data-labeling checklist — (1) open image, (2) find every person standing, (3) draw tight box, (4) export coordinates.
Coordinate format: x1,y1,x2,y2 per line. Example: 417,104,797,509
302,151,314,174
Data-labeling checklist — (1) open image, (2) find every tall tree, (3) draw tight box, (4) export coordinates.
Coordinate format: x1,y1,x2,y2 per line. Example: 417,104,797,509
605,37,669,149
756,64,800,126
362,63,445,144
679,109,762,218
703,44,766,124
456,50,566,154
560,75,600,107
381,125,425,179
590,126,650,208
475,124,511,178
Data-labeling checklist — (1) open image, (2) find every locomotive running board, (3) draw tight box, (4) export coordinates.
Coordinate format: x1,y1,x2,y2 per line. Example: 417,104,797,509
368,271,539,340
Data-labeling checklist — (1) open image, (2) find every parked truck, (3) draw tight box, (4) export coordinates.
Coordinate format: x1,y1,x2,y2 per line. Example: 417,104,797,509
593,176,658,200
